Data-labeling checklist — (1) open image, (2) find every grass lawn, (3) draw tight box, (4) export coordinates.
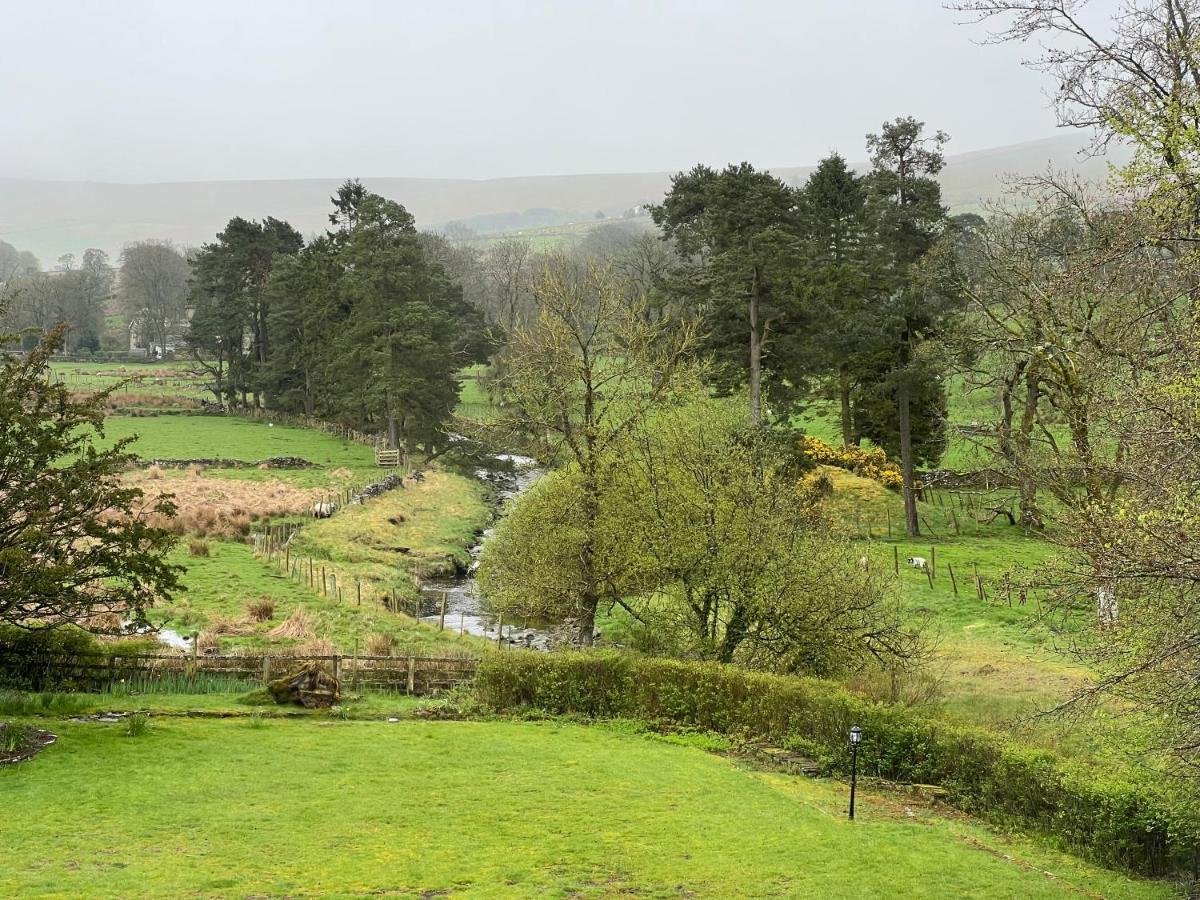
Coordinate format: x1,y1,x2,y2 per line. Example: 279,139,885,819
0,718,1170,899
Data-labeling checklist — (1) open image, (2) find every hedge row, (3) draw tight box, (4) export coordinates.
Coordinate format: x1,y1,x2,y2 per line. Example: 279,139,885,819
474,651,1199,877
0,626,157,691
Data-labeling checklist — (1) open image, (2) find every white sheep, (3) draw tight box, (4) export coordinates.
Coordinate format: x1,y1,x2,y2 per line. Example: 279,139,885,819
906,556,928,571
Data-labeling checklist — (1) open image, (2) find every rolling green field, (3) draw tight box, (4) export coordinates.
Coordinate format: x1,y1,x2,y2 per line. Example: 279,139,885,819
0,717,1170,899
101,416,376,468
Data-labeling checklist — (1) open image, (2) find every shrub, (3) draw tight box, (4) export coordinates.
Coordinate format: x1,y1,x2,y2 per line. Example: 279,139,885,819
474,651,1200,876
187,539,211,557
799,436,907,490
0,625,100,691
365,633,395,657
246,599,275,622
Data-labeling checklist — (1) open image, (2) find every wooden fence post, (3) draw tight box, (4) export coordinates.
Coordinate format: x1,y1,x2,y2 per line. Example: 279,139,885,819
497,613,504,649
893,545,899,574
352,640,359,692
439,592,447,631
262,655,271,684
947,563,959,596
406,656,415,695
930,546,936,579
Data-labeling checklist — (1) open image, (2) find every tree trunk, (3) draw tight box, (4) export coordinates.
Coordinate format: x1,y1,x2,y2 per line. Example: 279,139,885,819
897,331,920,537
749,266,762,426
839,365,854,447
1016,365,1043,529
576,456,600,647
715,604,748,663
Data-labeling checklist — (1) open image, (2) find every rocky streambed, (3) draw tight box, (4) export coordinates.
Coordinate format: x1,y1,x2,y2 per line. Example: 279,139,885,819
417,454,567,649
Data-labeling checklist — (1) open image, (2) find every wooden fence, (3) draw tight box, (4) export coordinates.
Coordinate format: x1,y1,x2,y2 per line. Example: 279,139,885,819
1,650,477,695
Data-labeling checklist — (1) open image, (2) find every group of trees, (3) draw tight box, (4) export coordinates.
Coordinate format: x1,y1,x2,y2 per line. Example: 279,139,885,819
946,0,1200,773
651,118,962,536
0,239,192,357
187,181,492,449
476,261,921,676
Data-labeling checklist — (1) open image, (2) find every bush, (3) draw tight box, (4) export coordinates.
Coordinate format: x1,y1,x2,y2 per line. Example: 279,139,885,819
0,625,100,691
187,539,211,557
474,651,1199,876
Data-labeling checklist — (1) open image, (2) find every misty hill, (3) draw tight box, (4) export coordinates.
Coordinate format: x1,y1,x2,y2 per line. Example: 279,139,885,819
0,135,1121,265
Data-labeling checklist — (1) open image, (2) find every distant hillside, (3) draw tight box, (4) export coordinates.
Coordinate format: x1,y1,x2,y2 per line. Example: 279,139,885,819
0,135,1122,265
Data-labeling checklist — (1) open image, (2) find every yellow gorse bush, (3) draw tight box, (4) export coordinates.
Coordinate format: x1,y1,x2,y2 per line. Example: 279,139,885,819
799,436,905,490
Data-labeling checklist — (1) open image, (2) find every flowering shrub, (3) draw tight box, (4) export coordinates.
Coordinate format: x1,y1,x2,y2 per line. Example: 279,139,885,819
799,436,906,490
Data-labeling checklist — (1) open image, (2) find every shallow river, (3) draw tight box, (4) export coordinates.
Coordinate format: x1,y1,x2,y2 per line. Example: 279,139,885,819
418,454,548,646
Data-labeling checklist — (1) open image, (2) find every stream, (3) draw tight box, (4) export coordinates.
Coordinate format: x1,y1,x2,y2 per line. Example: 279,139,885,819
153,452,548,652
417,453,552,648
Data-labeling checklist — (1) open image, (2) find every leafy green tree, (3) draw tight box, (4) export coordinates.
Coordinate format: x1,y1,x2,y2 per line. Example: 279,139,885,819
188,217,303,408
651,163,802,425
477,258,697,644
0,323,180,632
321,181,492,449
611,401,919,673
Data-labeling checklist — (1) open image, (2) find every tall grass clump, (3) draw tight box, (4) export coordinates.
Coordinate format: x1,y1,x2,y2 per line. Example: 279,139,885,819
246,598,275,622
1,722,28,752
124,712,150,737
0,691,93,717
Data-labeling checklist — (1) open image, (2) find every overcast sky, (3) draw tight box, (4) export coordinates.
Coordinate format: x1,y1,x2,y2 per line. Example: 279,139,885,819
0,0,1114,183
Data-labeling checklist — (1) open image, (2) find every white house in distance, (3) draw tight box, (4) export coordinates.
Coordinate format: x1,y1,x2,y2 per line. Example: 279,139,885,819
127,307,192,358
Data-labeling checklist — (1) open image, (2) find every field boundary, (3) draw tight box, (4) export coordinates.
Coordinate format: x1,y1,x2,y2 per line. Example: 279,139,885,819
1,650,478,695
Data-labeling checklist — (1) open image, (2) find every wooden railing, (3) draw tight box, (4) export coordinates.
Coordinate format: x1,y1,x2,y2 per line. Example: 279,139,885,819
1,650,477,695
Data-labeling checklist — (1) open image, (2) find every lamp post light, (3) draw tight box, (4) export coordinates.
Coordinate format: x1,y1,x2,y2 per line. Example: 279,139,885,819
848,725,862,820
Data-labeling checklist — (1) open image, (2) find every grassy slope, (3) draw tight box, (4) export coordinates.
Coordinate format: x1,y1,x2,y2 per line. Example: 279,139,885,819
0,718,1168,899
96,414,488,652
793,375,997,472
153,539,481,654
290,469,490,590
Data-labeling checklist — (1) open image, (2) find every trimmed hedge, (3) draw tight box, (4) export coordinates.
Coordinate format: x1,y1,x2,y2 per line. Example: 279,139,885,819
475,651,1199,877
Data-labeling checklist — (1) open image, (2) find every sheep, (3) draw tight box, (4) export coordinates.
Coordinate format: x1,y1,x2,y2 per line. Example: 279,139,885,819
906,556,928,571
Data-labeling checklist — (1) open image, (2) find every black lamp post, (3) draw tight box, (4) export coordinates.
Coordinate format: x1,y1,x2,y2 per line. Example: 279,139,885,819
848,724,862,820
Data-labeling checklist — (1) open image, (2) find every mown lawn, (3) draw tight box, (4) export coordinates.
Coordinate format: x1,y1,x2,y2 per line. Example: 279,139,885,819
0,718,1171,899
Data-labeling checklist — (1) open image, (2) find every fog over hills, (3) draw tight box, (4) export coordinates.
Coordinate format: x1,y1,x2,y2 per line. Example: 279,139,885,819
0,134,1122,265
